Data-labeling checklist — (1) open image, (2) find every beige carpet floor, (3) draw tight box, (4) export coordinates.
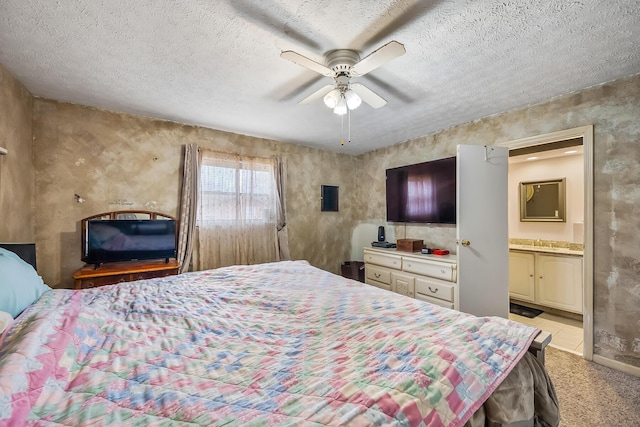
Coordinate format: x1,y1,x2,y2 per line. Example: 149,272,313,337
545,346,640,426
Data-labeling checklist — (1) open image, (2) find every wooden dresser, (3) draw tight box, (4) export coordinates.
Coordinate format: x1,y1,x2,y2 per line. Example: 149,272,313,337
363,247,458,309
73,259,179,290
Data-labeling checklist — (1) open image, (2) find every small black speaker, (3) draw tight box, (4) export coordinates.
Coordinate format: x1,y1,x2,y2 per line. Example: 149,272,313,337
377,226,385,242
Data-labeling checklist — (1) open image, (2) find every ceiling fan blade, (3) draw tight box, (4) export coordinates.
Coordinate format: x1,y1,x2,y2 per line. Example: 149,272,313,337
360,1,439,49
229,0,323,51
350,83,387,108
350,41,406,76
298,84,335,105
281,51,333,77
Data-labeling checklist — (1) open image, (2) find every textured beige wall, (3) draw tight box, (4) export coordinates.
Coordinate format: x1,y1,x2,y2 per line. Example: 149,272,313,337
32,100,357,288
0,63,34,243
355,74,640,368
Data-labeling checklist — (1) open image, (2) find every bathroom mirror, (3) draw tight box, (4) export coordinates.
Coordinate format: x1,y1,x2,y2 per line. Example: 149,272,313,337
520,178,566,222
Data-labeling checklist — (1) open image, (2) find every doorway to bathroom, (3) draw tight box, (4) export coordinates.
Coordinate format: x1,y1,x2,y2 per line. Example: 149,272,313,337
501,126,594,360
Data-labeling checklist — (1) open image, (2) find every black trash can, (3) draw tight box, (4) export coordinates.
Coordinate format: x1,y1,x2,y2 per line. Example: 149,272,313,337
341,261,365,282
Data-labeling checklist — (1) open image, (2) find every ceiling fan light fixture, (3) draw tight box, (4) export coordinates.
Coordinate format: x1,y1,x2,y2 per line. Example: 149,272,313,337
282,41,405,115
333,96,348,115
323,89,341,109
345,89,362,110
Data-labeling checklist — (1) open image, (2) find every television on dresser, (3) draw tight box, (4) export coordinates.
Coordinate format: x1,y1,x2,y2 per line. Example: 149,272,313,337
386,156,457,224
82,219,177,266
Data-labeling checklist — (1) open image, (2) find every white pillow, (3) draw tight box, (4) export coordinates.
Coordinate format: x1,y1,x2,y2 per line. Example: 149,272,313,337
0,310,13,333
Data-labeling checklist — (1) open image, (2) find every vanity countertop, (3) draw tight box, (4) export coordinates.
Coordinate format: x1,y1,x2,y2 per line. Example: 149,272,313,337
509,244,583,256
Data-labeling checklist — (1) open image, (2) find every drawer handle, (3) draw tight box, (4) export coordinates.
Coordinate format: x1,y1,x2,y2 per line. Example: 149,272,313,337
428,286,439,293
406,263,412,267
374,273,381,278
440,269,445,274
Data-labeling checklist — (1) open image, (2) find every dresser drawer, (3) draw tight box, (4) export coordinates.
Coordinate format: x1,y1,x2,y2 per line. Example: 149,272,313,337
80,274,128,289
402,258,455,282
366,279,392,292
131,268,178,281
415,293,455,310
365,264,392,285
73,260,180,290
364,251,402,270
415,276,454,302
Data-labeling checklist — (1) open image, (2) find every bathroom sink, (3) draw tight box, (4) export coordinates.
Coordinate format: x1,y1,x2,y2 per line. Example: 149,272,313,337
536,246,563,252
509,244,582,255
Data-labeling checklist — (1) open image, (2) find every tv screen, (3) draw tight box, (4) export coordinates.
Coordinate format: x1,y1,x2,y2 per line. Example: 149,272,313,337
386,156,456,224
83,219,177,265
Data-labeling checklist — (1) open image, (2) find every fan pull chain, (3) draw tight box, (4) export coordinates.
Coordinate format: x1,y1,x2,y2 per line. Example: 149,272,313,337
340,107,352,146
348,107,351,144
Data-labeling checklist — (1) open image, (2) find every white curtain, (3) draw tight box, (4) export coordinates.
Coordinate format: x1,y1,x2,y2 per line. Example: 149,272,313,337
195,151,283,270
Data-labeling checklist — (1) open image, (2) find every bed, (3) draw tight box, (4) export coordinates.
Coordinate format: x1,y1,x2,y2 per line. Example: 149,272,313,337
0,255,559,426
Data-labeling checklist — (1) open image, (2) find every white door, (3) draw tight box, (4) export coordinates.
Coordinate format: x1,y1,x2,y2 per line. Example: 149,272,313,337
457,145,509,318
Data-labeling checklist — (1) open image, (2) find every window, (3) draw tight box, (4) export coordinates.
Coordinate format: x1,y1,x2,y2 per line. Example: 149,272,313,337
199,156,277,224
196,151,281,270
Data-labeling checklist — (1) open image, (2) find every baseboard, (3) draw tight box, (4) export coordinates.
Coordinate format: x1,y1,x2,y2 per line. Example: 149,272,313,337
593,354,640,378
549,343,582,357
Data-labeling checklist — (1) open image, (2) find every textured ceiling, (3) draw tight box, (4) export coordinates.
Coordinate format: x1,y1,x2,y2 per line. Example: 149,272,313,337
1,0,639,155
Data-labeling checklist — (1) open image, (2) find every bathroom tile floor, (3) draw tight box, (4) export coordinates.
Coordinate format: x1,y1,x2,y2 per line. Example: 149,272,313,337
509,312,584,355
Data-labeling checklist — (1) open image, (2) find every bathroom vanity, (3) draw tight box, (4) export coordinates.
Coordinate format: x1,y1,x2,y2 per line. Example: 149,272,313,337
509,244,583,314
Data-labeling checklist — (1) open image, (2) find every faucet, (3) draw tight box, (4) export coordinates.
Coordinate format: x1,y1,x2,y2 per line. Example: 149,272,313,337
534,239,542,247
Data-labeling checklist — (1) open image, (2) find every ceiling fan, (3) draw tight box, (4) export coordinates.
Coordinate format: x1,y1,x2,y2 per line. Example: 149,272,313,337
281,41,406,115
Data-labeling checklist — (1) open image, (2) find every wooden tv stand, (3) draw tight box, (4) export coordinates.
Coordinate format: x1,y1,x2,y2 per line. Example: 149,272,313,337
73,259,179,290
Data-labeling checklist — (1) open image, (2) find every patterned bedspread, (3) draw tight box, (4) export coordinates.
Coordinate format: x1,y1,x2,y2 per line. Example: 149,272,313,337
0,260,539,426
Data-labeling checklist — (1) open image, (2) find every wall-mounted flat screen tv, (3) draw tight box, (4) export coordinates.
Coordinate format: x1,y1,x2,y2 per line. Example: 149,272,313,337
83,219,177,265
386,156,457,224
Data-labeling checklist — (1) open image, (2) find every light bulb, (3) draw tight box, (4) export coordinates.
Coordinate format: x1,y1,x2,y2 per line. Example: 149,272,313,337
333,95,348,115
344,90,362,110
323,89,341,109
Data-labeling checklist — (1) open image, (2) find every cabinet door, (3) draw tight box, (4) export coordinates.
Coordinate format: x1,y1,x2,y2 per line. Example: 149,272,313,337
509,251,535,302
536,254,583,313
391,272,415,298
457,145,509,317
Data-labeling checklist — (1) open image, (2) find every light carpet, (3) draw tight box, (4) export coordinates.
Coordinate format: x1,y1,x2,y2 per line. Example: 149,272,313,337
545,346,640,426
